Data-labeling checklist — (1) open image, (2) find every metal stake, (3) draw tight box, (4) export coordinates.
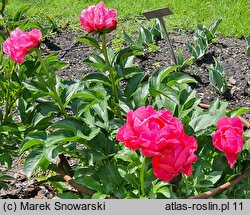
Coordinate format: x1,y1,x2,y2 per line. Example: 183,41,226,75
157,17,177,65
143,7,177,65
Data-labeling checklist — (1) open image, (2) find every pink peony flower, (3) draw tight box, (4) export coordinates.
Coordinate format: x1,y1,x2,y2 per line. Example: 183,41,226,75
152,141,197,182
79,1,117,33
116,106,198,182
139,110,185,157
116,106,156,151
3,28,42,64
212,117,244,168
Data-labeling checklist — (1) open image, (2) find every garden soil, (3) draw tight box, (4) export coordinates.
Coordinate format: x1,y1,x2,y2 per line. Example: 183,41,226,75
0,30,249,198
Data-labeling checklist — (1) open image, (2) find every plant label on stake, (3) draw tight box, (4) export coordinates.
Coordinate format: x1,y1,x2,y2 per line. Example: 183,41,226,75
143,7,177,65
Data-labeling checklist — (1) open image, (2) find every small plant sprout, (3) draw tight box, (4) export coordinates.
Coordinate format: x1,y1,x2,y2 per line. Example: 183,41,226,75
209,57,227,94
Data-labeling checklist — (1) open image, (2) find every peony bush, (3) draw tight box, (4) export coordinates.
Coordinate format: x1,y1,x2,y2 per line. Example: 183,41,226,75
0,1,250,199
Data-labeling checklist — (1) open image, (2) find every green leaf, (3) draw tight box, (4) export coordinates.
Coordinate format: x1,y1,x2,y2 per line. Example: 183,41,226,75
20,21,42,32
92,192,109,199
45,14,59,32
208,99,228,116
97,163,122,193
124,72,145,98
23,147,44,178
113,46,143,67
243,139,250,152
82,73,111,86
43,145,59,162
23,78,49,93
42,53,68,74
76,36,100,50
20,139,45,154
247,47,250,56
115,66,144,82
89,53,106,65
166,72,197,86
124,31,135,46
149,85,179,105
209,57,227,94
133,83,149,107
140,26,153,44
176,47,184,65
0,124,20,133
190,99,228,133
244,130,250,138
206,171,222,184
82,59,104,70
0,181,8,190
149,66,179,89
209,18,222,35
92,103,109,123
0,174,14,181
63,81,83,102
71,98,99,117
54,193,80,199
49,118,83,134
227,107,250,117
46,130,79,146
69,91,103,102
75,176,102,191
13,4,30,21
195,180,214,188
189,114,215,133
157,187,171,198
115,148,140,165
83,54,106,71
178,90,200,119
212,155,228,171
0,154,12,168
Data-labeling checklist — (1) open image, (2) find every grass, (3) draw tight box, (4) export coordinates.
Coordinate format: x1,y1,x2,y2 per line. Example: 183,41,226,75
5,0,250,37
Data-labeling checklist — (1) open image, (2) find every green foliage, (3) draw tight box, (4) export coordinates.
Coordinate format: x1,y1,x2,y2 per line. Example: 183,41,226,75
0,170,14,189
177,19,222,72
0,2,249,198
123,25,159,55
187,19,222,62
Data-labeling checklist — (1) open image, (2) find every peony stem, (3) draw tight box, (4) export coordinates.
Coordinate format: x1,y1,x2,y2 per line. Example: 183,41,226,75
35,48,68,118
35,48,49,75
100,33,124,124
183,175,190,194
4,59,15,118
101,33,117,100
140,156,147,197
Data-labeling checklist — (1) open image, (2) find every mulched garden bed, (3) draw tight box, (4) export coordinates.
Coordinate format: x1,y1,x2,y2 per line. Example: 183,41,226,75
0,30,249,199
